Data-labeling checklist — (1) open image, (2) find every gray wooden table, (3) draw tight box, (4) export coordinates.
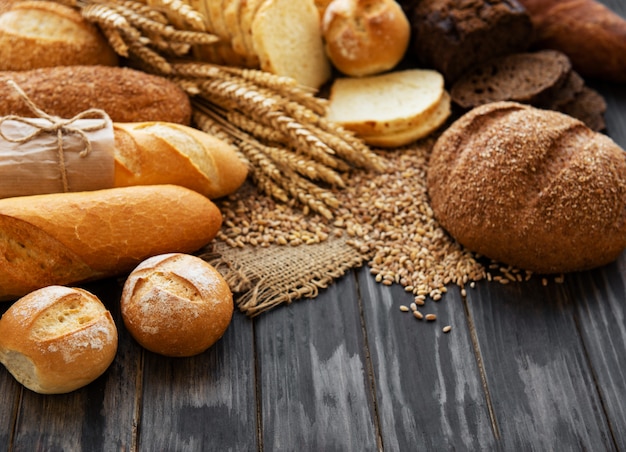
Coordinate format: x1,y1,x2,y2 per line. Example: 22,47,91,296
2,1,626,450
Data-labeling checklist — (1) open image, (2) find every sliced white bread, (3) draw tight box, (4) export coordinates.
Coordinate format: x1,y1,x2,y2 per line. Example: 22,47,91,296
251,0,331,89
240,0,264,66
361,92,451,148
326,69,445,136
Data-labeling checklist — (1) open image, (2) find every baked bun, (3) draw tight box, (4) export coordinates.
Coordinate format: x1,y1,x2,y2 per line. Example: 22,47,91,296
120,253,233,357
322,0,410,77
0,286,118,394
427,101,626,274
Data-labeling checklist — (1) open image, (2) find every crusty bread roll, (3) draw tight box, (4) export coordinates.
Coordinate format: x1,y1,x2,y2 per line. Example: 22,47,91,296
322,0,410,77
0,1,118,70
0,185,223,301
113,122,248,199
0,286,118,394
427,101,626,274
0,66,192,125
121,253,233,357
519,0,626,83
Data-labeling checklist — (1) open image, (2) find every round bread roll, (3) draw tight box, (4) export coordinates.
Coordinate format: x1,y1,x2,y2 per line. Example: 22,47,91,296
120,253,233,357
0,286,118,394
427,101,626,274
322,0,410,77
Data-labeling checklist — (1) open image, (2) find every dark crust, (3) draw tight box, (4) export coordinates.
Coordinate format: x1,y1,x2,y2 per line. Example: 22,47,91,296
450,50,572,109
408,0,533,84
427,101,626,273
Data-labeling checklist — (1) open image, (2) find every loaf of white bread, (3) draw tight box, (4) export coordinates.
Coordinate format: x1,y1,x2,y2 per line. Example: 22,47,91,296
189,0,332,89
326,69,451,147
0,185,223,301
0,0,118,70
0,286,118,394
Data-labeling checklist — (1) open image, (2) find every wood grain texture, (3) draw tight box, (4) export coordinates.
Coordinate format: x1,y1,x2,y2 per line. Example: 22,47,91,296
137,309,257,451
254,271,379,451
357,267,497,451
467,275,616,450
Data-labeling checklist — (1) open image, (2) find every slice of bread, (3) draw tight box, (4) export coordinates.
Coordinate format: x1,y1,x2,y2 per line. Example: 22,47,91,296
251,0,331,89
326,69,445,136
240,0,264,66
450,50,572,109
560,86,607,132
361,92,451,148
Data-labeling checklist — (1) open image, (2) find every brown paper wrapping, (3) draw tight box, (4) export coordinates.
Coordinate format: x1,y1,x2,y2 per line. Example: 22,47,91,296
0,117,115,198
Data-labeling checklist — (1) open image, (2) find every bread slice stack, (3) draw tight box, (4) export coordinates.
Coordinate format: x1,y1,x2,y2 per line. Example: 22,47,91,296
326,69,451,148
450,49,607,131
188,0,331,89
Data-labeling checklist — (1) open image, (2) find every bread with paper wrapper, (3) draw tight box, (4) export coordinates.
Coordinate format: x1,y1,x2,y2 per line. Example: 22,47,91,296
0,285,118,394
0,184,223,302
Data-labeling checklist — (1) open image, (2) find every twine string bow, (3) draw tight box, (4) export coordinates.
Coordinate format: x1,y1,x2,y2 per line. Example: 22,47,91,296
0,80,110,192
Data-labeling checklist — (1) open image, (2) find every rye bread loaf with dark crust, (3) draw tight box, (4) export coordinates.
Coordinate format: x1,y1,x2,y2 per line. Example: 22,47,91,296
450,50,572,109
427,101,626,274
404,0,533,83
0,65,192,125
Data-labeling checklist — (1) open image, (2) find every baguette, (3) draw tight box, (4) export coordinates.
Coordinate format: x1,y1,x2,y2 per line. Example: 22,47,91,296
113,122,249,199
519,0,626,83
0,1,118,70
0,185,222,301
0,66,192,125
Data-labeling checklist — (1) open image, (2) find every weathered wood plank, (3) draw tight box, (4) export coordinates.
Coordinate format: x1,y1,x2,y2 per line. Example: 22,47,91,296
9,278,139,451
254,270,379,451
0,302,19,452
137,310,257,452
357,267,497,451
567,255,626,450
466,275,616,451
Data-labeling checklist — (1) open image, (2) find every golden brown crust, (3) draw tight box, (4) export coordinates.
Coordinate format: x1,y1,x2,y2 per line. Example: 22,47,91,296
0,286,118,394
0,66,192,125
113,122,249,199
0,185,223,300
322,0,410,77
121,253,233,357
0,1,118,70
427,101,626,273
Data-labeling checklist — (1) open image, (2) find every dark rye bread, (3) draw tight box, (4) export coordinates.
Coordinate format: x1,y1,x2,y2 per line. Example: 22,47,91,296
0,65,192,124
560,86,607,132
427,102,626,274
450,50,572,109
405,0,533,83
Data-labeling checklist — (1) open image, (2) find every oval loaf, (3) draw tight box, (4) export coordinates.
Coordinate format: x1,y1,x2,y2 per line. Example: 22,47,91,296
0,66,192,125
427,101,626,274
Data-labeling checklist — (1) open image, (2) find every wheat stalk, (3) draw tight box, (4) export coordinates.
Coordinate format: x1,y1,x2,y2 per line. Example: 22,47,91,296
70,0,383,217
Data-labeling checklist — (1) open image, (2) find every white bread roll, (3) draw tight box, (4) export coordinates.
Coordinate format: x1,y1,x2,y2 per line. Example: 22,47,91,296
113,122,249,199
0,286,118,394
322,0,410,77
326,69,447,136
121,253,233,357
0,1,118,70
0,185,223,301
